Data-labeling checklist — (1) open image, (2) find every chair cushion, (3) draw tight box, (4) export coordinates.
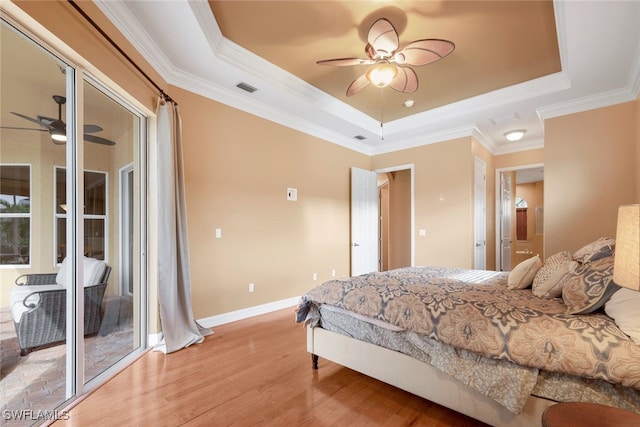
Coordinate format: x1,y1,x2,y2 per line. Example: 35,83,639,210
56,257,106,287
10,284,65,323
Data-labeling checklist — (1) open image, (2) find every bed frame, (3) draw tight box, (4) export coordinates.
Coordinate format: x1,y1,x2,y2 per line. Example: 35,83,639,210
307,325,556,427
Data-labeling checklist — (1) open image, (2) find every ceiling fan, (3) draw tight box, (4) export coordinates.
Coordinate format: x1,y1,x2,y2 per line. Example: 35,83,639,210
317,18,455,97
2,95,116,146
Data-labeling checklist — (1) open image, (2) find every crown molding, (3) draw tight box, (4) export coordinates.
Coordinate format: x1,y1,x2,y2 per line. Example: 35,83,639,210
538,86,639,120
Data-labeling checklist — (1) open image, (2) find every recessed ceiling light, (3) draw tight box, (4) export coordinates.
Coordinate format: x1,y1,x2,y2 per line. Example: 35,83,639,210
504,129,527,142
404,100,414,108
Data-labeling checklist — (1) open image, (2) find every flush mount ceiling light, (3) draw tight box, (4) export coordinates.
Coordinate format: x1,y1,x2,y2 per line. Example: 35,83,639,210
404,99,415,108
504,129,527,142
317,18,455,96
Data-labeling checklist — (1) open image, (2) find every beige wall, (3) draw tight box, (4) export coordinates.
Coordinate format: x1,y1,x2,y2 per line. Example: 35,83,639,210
172,86,370,316
372,139,475,268
545,102,638,256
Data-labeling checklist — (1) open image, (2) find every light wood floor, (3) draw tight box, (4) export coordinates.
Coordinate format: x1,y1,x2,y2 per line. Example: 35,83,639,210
55,308,488,426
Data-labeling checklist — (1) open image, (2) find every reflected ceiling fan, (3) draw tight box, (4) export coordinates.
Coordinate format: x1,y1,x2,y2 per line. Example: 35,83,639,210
2,95,116,146
317,18,455,96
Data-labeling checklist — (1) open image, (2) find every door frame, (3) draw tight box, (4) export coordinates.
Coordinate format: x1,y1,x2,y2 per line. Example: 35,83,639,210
374,164,415,267
474,157,487,270
119,163,134,297
495,163,544,271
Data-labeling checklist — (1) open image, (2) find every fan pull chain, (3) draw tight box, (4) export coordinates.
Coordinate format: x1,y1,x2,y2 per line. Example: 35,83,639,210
380,88,385,141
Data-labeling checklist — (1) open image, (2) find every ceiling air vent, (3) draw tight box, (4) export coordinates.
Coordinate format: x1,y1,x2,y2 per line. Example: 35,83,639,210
353,135,366,140
236,82,257,93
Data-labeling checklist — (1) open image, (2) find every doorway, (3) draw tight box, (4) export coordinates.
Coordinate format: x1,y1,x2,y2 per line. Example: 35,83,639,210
378,170,412,271
350,164,414,276
495,164,544,271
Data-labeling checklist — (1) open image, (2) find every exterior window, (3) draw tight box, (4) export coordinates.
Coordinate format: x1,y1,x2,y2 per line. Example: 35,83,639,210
0,165,31,265
55,167,107,263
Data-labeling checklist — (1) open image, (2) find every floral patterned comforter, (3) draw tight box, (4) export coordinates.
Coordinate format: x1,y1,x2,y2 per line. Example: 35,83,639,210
296,266,640,389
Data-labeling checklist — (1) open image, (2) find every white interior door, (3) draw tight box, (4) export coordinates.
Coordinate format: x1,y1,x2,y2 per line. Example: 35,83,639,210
499,173,513,271
351,167,379,276
474,157,486,270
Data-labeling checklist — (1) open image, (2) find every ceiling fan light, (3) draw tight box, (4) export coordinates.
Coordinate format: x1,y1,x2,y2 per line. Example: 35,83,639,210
504,129,526,142
50,128,67,142
366,63,398,88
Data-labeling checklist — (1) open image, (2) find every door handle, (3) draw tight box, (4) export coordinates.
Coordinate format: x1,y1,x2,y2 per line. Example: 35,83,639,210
352,243,360,247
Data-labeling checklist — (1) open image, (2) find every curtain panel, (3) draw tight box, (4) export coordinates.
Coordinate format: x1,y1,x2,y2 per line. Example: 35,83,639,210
155,97,212,354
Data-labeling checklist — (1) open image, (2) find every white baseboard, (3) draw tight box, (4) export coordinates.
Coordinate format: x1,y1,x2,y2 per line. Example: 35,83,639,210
148,332,162,347
197,296,300,328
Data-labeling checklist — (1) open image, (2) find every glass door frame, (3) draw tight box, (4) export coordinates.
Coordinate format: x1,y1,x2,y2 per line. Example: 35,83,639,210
1,9,150,407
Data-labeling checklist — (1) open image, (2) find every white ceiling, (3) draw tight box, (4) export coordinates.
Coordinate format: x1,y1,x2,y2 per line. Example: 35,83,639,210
95,0,640,156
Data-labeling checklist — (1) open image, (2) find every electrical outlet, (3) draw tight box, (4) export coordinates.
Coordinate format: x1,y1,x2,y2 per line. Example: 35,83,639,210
248,283,254,293
312,273,317,281
331,269,336,277
215,228,222,239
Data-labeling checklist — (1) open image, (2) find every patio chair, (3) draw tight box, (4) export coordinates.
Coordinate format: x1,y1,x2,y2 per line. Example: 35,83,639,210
9,257,111,356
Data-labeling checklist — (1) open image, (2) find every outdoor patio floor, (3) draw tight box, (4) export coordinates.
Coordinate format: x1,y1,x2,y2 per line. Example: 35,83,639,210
1,296,133,427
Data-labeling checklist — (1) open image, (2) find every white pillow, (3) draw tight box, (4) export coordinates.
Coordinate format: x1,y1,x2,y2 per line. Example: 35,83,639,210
55,257,106,287
508,255,542,289
83,257,106,286
605,288,640,344
56,257,69,286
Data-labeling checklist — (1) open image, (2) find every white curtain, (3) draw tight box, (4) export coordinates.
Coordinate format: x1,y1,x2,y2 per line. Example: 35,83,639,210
154,97,212,354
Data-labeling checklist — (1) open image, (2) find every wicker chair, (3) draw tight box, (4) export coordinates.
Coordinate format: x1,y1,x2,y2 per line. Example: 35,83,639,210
10,264,111,356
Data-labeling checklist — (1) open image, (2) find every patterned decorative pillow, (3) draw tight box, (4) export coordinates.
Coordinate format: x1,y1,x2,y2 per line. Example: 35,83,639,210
572,237,615,264
562,255,620,314
532,251,573,297
508,255,542,290
534,261,578,299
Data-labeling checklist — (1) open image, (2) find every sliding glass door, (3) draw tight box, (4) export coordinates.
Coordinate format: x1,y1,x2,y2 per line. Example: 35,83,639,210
0,17,147,424
82,80,146,387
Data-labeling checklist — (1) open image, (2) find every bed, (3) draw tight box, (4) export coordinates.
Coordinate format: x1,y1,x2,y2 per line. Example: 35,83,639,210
295,239,640,426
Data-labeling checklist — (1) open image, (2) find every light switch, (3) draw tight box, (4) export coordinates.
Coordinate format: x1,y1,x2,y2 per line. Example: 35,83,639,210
419,229,426,237
287,188,297,201
215,228,222,239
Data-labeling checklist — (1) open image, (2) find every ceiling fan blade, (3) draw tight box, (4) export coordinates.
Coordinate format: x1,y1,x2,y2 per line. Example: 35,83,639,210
395,39,455,66
84,124,103,133
317,58,373,67
346,74,370,97
37,115,103,134
368,18,399,58
389,67,418,93
84,134,116,146
0,126,47,132
11,112,48,129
